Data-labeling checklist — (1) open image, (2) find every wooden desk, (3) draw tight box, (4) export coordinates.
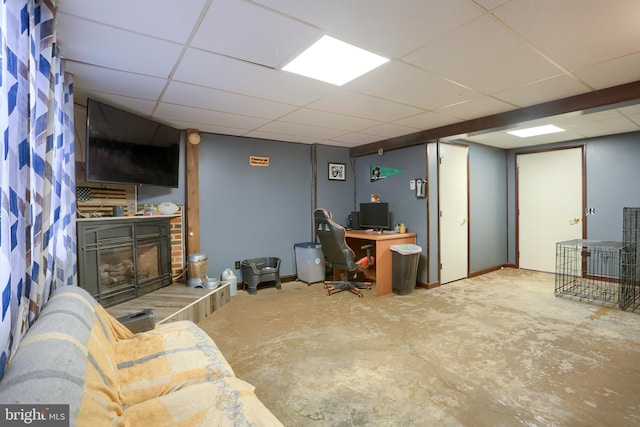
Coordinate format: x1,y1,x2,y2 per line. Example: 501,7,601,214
345,230,417,296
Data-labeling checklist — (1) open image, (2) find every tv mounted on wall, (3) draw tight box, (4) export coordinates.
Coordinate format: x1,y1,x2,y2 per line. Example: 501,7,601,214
85,98,180,188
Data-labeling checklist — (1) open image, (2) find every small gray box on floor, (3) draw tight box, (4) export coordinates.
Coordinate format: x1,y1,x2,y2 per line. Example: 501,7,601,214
294,242,325,284
117,309,155,333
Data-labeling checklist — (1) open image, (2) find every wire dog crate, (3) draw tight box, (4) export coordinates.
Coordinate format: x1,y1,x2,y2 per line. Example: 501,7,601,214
555,239,626,307
620,207,640,310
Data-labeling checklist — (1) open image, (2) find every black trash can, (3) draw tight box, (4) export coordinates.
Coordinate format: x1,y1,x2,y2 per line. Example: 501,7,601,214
391,244,422,295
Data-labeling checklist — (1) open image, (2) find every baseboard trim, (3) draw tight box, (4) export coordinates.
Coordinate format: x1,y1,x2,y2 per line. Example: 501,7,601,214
417,281,440,289
417,264,516,290
282,274,298,283
469,264,515,278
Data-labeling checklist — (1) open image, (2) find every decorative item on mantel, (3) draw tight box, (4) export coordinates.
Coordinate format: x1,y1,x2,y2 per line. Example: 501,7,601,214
158,201,179,215
142,204,155,216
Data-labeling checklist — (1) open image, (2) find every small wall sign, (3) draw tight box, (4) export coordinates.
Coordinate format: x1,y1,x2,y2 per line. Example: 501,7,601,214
249,156,270,167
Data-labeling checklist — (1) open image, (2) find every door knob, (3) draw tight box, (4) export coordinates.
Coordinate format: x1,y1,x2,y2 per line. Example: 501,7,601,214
568,217,581,225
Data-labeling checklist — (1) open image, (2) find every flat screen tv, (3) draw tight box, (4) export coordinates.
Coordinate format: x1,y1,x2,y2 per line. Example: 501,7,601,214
85,98,180,188
359,202,390,231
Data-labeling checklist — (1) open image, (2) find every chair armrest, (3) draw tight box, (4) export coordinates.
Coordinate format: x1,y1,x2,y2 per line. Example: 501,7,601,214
360,244,374,268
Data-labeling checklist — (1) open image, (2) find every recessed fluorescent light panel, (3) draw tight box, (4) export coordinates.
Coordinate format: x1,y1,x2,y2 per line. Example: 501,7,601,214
282,35,389,86
507,125,565,138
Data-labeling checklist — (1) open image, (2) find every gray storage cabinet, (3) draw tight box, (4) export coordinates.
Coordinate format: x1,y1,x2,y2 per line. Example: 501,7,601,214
294,242,325,284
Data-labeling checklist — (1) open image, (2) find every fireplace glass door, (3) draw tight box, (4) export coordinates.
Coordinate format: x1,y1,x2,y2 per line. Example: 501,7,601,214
99,245,136,305
78,218,172,307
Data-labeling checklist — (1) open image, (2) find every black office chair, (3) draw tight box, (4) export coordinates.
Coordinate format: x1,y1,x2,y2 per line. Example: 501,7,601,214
314,208,374,298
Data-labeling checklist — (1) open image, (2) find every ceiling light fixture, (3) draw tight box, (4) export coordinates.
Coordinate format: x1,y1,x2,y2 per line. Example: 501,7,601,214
282,35,389,86
507,124,565,138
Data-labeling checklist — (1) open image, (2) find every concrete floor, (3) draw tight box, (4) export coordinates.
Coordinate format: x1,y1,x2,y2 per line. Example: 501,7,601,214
198,268,640,426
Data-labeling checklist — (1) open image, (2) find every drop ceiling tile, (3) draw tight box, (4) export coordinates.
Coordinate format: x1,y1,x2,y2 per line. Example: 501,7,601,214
552,109,620,127
619,103,640,116
279,108,381,132
163,81,297,119
361,123,421,139
171,121,249,137
465,128,585,149
154,103,269,130
174,48,336,105
65,62,166,101
474,0,510,11
73,89,158,117
245,130,322,144
57,0,206,43
348,61,478,110
253,0,484,57
255,121,346,140
328,132,384,145
394,111,461,130
404,15,563,94
436,96,515,120
569,116,640,138
192,0,320,68
319,139,363,148
572,53,640,90
627,112,640,127
57,13,183,78
308,91,424,122
493,75,591,108
493,0,640,71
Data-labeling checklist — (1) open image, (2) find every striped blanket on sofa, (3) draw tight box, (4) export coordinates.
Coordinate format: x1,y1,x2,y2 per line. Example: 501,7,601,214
0,286,282,426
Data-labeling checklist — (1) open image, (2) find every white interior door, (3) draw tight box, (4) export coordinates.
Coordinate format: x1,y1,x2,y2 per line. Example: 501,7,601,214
439,143,469,284
518,147,583,272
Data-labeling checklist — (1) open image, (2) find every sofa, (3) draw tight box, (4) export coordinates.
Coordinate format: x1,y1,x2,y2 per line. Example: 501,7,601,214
0,286,282,426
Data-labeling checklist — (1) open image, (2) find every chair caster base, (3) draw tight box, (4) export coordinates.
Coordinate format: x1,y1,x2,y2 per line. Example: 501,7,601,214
322,281,371,298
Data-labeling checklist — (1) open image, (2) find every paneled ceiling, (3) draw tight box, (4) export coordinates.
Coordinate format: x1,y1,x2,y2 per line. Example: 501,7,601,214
56,0,640,151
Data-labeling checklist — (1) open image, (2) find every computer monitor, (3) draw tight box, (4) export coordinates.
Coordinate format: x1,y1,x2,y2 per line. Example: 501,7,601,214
359,202,389,231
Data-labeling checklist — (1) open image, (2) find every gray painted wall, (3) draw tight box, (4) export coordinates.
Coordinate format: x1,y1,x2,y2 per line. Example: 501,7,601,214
585,134,640,240
315,145,355,227
354,145,429,284
468,142,508,273
196,134,312,281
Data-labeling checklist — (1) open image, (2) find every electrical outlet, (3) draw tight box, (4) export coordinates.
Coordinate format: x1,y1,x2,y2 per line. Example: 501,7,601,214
235,261,241,269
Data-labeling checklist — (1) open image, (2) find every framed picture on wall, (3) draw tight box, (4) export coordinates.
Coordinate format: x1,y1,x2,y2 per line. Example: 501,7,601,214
328,162,346,181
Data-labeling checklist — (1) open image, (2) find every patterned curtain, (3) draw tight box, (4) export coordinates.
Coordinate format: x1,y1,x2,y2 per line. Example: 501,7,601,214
0,0,76,379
